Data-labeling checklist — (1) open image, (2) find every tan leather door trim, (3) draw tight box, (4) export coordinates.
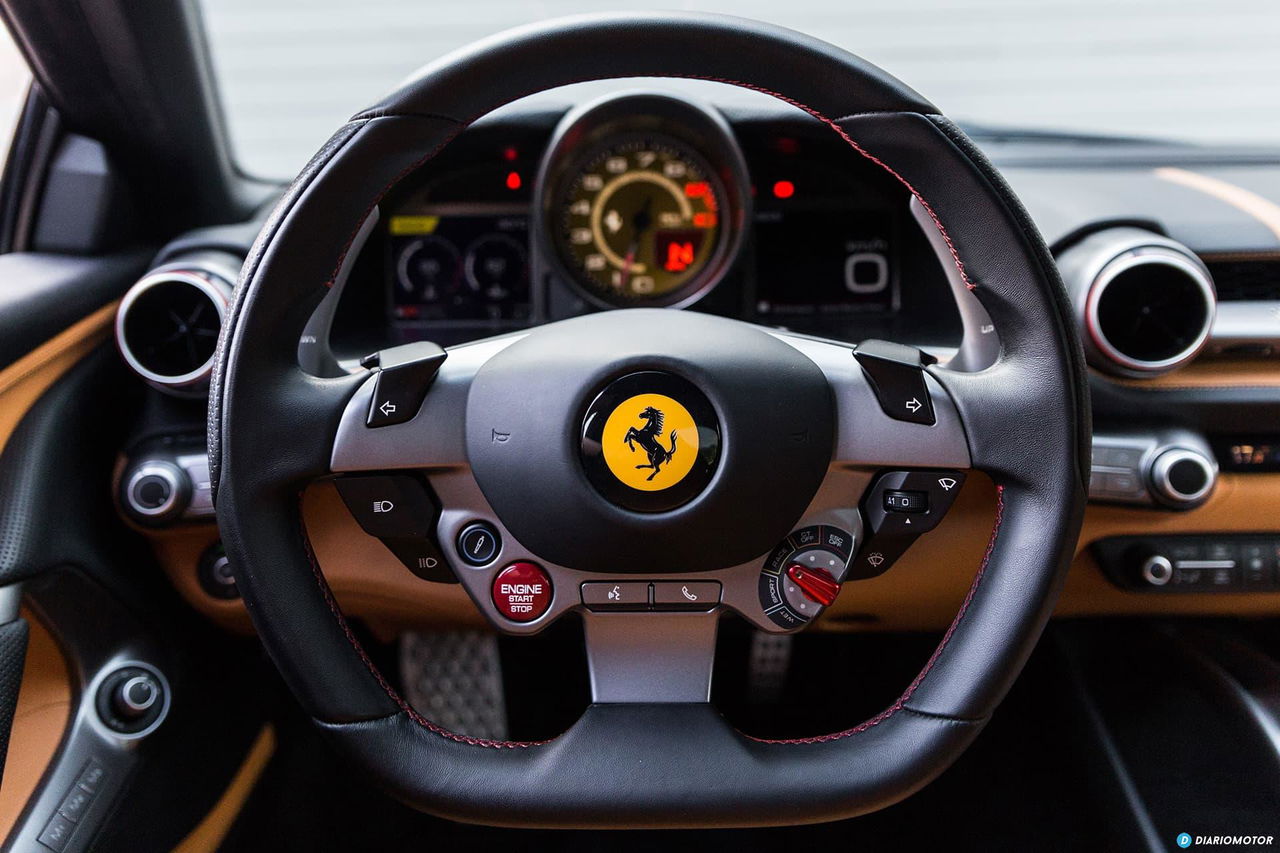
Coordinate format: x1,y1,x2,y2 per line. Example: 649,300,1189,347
0,302,118,456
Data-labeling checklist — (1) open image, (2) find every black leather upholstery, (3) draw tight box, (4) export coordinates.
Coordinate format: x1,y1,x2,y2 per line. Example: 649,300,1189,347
211,12,1087,826
0,619,28,788
0,250,147,372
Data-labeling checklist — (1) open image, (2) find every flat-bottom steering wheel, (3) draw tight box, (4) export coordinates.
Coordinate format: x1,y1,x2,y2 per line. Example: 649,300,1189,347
211,12,1088,828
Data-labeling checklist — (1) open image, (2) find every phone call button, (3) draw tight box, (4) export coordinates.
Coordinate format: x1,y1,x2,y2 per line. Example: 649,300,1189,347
653,581,722,609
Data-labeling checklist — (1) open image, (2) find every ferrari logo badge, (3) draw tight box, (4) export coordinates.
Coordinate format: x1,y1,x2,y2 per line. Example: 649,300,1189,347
601,394,700,491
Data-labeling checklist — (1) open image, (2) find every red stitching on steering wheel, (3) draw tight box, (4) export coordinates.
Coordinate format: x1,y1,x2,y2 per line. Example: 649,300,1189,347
305,78,992,749
745,485,1004,745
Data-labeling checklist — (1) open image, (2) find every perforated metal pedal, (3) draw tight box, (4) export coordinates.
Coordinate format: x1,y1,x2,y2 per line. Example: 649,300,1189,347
748,631,793,705
399,631,508,740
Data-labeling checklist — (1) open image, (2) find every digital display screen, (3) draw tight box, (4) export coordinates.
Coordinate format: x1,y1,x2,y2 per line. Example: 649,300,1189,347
753,210,895,317
389,211,530,323
1216,438,1280,472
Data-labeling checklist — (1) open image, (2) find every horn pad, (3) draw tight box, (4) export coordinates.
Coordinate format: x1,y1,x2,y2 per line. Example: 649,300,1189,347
465,309,834,573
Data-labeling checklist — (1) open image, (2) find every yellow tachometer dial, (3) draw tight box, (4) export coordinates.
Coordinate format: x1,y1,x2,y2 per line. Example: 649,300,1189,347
554,135,728,306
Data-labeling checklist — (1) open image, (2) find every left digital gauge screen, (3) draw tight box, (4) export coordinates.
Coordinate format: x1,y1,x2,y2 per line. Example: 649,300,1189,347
390,212,530,322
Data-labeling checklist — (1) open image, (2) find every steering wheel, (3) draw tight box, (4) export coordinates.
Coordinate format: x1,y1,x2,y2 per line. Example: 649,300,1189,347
210,12,1088,828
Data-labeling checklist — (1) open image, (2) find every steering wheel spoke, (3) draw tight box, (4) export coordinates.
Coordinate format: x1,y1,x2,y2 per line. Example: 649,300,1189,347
772,332,972,472
331,334,522,474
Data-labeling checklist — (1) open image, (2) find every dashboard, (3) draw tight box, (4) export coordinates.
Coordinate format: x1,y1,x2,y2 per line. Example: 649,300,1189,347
328,93,960,357
110,85,1280,635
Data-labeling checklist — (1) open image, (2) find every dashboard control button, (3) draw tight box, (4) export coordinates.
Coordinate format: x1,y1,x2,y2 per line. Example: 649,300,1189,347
785,564,839,606
38,813,75,852
122,461,190,524
492,562,552,622
335,475,452,581
1150,447,1216,507
1140,555,1173,586
1241,543,1274,587
792,526,822,549
853,340,936,426
365,341,447,428
758,529,854,629
457,522,501,566
883,490,928,513
198,543,240,600
95,665,167,736
582,582,649,609
57,784,92,822
113,674,160,720
76,761,105,793
853,470,965,578
818,526,854,560
336,474,437,540
653,581,721,609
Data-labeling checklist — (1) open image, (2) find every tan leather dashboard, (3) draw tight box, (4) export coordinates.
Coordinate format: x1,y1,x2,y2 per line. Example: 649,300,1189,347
145,470,1280,635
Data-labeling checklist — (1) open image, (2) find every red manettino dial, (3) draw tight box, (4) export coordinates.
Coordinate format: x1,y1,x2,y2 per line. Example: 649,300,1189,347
785,563,840,607
491,562,553,622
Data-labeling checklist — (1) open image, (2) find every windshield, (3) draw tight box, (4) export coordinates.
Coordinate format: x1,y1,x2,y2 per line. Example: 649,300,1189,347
199,0,1280,179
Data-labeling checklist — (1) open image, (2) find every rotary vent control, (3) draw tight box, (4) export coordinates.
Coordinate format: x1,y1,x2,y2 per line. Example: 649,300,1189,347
758,525,854,629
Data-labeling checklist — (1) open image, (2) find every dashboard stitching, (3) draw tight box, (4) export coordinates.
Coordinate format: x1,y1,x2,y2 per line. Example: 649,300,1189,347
297,502,547,748
745,484,1004,745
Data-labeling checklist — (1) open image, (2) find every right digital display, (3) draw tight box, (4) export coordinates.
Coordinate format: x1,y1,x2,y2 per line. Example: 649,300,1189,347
1216,438,1280,472
753,209,896,317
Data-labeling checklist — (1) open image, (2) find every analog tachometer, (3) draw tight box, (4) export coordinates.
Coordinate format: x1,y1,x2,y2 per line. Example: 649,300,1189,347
552,134,731,306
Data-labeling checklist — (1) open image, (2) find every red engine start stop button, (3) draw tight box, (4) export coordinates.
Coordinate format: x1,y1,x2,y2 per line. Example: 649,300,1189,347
491,562,553,622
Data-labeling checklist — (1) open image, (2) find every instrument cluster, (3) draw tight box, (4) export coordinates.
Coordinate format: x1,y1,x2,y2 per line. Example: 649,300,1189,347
330,93,960,354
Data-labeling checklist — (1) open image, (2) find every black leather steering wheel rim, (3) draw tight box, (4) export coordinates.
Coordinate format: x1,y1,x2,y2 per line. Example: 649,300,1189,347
210,11,1089,828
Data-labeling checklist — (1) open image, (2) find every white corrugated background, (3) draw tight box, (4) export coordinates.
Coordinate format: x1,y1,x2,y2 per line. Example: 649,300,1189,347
187,1,1280,176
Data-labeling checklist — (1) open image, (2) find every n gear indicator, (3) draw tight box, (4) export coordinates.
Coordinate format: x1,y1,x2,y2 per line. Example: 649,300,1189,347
758,525,854,629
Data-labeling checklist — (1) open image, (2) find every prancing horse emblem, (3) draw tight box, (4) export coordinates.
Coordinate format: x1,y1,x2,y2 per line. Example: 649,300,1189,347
624,406,678,481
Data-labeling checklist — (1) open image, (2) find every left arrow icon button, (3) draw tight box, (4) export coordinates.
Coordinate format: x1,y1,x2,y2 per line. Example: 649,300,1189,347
365,341,447,428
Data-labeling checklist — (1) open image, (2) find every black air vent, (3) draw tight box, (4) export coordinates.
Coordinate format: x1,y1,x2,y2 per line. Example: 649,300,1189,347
1092,254,1214,368
116,268,231,393
1203,258,1280,302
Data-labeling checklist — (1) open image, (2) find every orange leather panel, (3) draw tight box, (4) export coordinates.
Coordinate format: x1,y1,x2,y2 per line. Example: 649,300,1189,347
152,483,487,637
0,303,117,456
1101,361,1280,391
149,474,1280,633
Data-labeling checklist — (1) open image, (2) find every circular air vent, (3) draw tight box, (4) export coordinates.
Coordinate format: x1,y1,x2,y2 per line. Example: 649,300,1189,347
1060,229,1216,377
115,263,233,394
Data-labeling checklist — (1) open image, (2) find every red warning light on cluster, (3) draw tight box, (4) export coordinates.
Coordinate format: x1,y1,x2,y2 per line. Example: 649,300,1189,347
772,180,795,199
684,181,711,199
505,171,522,191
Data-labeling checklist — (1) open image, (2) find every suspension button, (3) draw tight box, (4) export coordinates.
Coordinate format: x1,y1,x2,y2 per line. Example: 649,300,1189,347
491,562,552,622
